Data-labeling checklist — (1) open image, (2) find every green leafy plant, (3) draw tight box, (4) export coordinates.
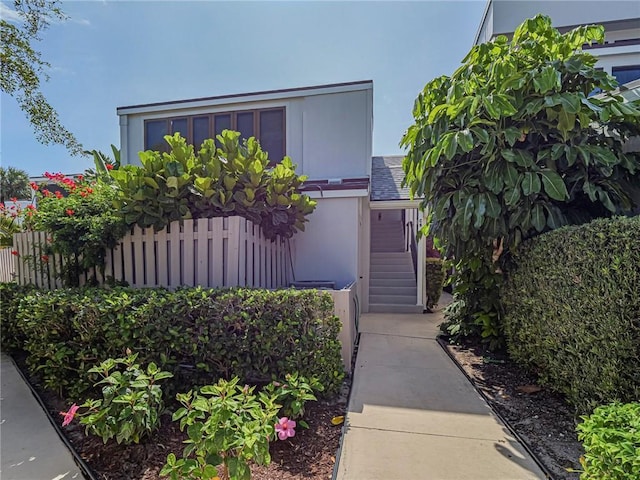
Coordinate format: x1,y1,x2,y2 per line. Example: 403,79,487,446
577,402,640,479
502,216,640,413
401,15,640,347
425,258,446,309
31,172,127,286
110,131,316,239
64,354,173,445
161,377,281,480
11,286,344,399
264,373,323,425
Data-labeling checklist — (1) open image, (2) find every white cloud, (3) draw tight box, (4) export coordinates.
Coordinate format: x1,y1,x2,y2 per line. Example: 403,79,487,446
70,16,91,26
0,2,23,23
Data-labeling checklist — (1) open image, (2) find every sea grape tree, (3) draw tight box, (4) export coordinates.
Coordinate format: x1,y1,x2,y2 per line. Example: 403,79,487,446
401,15,640,345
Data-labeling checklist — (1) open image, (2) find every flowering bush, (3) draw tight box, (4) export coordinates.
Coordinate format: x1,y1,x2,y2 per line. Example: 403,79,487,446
31,172,127,286
61,354,173,445
161,377,281,480
264,373,323,425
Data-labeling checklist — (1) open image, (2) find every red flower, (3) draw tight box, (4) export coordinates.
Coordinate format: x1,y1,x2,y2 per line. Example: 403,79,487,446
0,203,4,211
11,250,19,256
76,174,84,181
86,188,93,194
66,209,75,216
42,189,51,197
30,182,39,191
41,255,49,263
105,163,114,171
10,197,17,202
79,191,87,197
55,191,63,199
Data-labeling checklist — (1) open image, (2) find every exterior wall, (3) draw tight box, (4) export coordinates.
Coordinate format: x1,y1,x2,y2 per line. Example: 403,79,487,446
475,1,640,78
118,83,373,183
291,196,362,289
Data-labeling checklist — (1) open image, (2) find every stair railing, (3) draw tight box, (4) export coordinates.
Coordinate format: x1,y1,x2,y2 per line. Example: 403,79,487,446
406,220,418,280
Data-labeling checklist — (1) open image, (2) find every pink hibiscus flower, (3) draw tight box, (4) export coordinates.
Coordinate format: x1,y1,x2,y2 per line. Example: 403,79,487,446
275,417,296,440
60,403,79,426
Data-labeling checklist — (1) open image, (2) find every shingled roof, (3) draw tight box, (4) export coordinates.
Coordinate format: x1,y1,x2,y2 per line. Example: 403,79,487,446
370,155,415,201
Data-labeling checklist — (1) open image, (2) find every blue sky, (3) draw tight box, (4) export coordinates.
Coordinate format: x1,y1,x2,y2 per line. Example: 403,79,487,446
1,0,487,176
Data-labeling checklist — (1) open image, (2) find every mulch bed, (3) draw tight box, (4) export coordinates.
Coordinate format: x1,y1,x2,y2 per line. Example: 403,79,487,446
439,337,584,480
18,357,348,480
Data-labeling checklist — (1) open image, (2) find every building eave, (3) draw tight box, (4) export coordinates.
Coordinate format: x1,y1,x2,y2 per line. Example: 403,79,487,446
117,80,373,116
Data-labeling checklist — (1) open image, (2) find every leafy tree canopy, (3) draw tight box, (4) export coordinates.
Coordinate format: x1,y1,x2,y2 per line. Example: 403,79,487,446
1,0,83,155
0,166,31,203
401,15,640,346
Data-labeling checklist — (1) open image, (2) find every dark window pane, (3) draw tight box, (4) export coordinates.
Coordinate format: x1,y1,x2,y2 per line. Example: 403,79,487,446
612,65,640,86
259,109,284,163
193,116,210,148
145,120,168,151
214,114,231,147
170,118,188,138
237,112,254,141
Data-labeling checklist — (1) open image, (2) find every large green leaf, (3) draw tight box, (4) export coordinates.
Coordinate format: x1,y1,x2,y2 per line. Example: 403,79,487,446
521,172,541,196
539,170,568,201
533,66,561,94
531,204,546,232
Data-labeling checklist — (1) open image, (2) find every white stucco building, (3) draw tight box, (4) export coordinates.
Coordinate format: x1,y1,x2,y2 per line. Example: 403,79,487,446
117,81,427,317
475,0,640,85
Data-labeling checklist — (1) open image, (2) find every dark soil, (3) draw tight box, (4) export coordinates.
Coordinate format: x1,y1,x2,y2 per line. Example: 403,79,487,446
21,361,348,480
440,337,584,480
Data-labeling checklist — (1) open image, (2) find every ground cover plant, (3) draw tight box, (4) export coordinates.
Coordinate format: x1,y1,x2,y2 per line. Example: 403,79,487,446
401,14,640,347
577,402,640,480
501,216,640,414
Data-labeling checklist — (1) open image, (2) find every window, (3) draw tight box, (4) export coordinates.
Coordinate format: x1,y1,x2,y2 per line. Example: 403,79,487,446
144,108,285,163
612,65,640,86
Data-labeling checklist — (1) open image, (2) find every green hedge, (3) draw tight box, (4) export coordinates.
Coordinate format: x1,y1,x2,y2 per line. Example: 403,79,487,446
0,283,35,352
425,258,446,308
502,216,640,413
577,402,640,480
1,285,344,399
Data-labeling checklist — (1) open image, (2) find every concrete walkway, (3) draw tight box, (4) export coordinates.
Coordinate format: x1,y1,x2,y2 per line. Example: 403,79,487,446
1,353,84,480
335,296,547,480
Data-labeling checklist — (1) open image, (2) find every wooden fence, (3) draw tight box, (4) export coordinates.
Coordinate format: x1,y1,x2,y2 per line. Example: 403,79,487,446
0,248,16,283
11,216,290,290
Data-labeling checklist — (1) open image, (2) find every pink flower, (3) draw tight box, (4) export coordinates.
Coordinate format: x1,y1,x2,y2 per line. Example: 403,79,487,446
66,209,74,216
60,403,79,426
275,417,296,441
105,163,114,171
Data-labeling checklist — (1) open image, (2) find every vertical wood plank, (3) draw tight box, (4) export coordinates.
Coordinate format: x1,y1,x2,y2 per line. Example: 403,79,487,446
168,222,181,287
144,228,156,287
227,217,240,287
196,218,208,287
182,219,195,286
246,223,255,288
123,229,135,287
155,228,168,287
113,242,124,285
210,217,224,287
237,218,247,287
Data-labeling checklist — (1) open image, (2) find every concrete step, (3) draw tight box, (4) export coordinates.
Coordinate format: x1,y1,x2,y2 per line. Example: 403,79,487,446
370,256,413,266
369,294,417,305
371,247,406,253
370,263,415,273
370,271,415,280
370,286,417,296
368,303,424,314
369,278,416,288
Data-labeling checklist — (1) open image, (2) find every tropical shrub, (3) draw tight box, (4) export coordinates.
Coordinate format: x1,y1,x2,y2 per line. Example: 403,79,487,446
10,286,344,399
401,15,640,346
110,131,316,239
577,402,640,480
31,172,127,286
0,282,35,352
0,166,30,204
161,377,281,480
264,373,323,423
502,216,640,413
62,354,173,445
425,258,445,309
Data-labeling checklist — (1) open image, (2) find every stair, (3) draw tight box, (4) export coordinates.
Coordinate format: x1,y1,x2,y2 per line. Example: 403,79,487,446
369,219,422,313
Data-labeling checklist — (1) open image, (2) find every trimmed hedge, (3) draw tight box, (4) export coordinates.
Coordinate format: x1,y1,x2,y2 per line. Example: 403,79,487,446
1,284,344,399
577,402,640,480
0,282,35,352
502,216,640,413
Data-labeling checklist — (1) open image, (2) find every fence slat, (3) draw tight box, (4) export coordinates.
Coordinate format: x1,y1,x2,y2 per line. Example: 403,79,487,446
7,216,286,291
